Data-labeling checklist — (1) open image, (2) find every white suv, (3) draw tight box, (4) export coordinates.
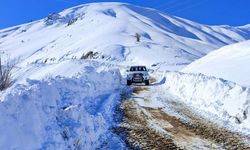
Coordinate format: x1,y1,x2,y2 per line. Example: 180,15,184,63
126,66,150,86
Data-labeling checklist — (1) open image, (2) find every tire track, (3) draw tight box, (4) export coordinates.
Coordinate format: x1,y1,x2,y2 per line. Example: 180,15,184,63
115,84,250,150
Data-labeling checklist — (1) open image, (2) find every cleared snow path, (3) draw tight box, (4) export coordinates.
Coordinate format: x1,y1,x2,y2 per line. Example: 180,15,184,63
116,76,250,150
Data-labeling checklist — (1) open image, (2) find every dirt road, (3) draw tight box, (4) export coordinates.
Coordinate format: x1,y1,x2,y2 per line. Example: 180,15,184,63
114,79,250,150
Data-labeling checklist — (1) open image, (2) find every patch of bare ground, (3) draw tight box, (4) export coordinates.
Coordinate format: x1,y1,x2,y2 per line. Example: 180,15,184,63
133,86,148,94
116,99,250,150
150,77,157,84
116,100,183,150
167,100,250,150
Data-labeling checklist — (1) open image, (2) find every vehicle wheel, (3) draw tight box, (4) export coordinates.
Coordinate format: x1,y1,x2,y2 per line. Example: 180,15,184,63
127,80,132,86
145,80,149,86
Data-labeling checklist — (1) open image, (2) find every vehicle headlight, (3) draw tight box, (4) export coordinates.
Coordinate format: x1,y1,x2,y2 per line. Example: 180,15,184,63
127,74,133,79
143,73,149,79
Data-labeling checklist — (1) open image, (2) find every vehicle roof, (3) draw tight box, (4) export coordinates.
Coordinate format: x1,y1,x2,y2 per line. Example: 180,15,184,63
130,66,146,68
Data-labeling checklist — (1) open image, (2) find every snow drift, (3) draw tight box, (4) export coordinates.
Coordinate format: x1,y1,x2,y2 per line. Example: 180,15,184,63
183,40,250,86
0,69,124,150
165,71,250,129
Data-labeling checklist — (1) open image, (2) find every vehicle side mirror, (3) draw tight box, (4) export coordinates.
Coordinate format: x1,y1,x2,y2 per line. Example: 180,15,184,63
148,69,153,72
126,70,129,72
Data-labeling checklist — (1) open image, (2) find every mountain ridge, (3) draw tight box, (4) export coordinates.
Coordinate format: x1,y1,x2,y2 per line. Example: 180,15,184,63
0,2,250,73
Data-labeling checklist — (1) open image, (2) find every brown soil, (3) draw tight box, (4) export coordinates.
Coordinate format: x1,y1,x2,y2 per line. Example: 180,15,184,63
133,86,148,94
120,101,182,150
150,77,157,84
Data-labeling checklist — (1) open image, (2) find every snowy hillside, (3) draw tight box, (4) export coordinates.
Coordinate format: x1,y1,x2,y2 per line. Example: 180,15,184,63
1,2,250,74
183,40,250,86
1,2,250,149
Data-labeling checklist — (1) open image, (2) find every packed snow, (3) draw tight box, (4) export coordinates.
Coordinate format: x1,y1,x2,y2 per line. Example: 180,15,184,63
183,40,250,86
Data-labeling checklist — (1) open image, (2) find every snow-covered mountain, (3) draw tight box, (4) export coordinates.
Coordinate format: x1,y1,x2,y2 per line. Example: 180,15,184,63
183,40,250,86
1,2,250,75
1,2,250,149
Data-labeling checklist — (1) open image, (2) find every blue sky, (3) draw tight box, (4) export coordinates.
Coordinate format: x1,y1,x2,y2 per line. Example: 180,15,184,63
1,0,250,29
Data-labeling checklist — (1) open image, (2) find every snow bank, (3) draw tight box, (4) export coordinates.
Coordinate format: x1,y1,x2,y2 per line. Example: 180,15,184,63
0,69,124,150
165,71,250,129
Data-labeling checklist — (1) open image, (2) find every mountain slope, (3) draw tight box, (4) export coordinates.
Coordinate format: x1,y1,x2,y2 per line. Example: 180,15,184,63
183,40,250,86
1,3,250,149
0,2,250,74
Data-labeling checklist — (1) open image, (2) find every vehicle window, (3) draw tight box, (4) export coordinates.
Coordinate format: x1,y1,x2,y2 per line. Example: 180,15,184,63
130,66,146,71
130,67,136,71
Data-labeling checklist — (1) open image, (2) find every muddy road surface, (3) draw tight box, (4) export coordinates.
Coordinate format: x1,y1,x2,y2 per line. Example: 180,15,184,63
115,79,250,150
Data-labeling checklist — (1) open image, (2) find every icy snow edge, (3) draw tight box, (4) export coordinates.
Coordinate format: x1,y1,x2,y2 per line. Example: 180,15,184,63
165,71,250,129
0,69,124,150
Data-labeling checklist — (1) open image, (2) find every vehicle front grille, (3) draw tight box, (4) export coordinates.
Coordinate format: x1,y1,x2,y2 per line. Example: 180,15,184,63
132,73,143,82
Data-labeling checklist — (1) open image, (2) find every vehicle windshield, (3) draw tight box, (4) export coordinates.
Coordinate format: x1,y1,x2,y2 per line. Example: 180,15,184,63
130,66,147,72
